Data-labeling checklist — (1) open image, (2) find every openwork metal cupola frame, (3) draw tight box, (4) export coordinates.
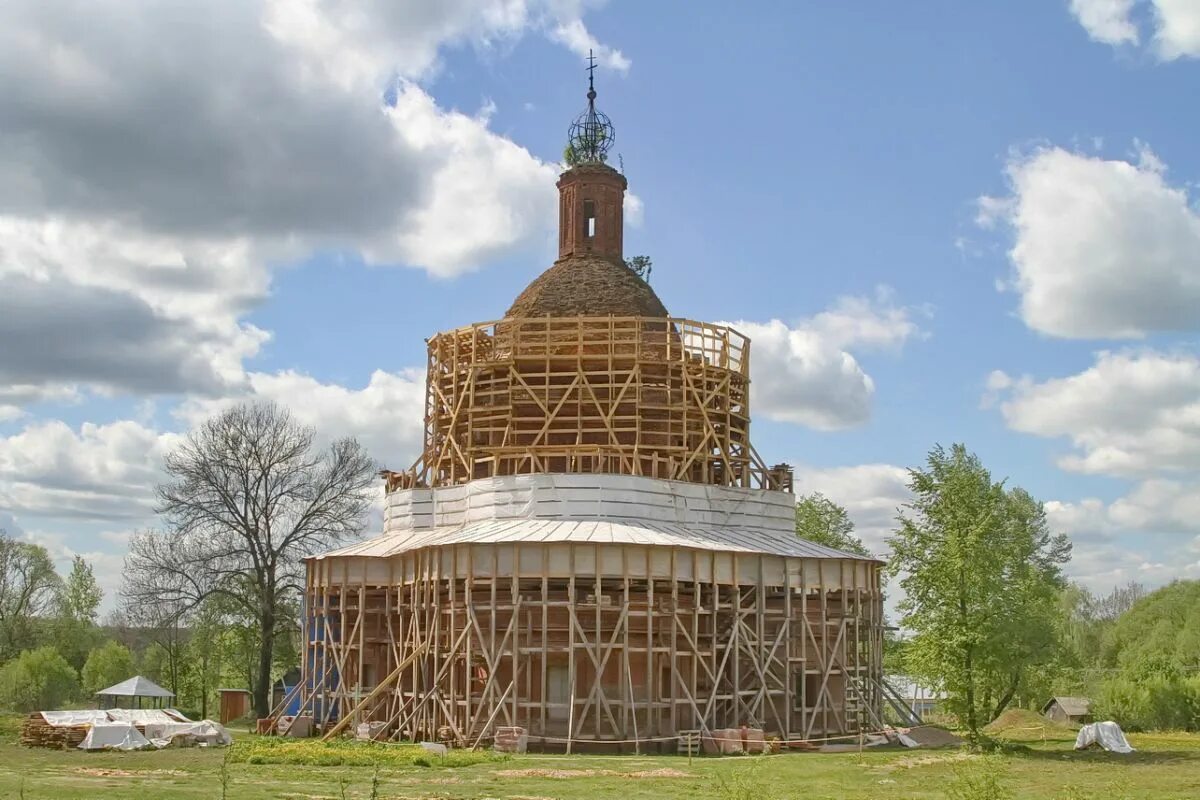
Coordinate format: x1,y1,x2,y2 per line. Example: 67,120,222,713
295,72,885,752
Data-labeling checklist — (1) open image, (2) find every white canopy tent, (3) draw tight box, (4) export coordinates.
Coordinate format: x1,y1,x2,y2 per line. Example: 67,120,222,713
95,675,175,710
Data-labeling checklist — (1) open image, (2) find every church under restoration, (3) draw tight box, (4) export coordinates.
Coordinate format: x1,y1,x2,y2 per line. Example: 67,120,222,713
296,73,885,751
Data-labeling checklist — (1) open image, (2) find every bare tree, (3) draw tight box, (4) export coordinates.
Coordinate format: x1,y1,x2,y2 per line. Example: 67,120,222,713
123,403,375,716
0,530,63,660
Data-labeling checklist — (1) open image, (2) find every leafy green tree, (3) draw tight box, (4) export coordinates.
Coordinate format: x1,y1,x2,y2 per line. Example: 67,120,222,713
62,556,102,623
0,531,62,660
794,492,870,557
1101,580,1200,680
47,557,106,670
889,444,1071,743
81,641,135,695
0,646,79,711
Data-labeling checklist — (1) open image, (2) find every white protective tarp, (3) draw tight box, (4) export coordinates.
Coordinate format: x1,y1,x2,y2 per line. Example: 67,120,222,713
144,720,232,748
78,722,153,751
107,709,188,726
1074,721,1135,753
40,710,110,727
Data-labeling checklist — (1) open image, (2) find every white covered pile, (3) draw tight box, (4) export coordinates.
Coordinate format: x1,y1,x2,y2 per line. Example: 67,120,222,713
1074,721,1135,754
27,708,233,751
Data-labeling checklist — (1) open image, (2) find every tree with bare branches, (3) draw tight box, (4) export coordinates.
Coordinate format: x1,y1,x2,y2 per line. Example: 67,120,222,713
123,403,376,717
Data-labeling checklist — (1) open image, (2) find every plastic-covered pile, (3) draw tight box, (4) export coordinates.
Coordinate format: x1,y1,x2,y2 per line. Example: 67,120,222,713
1074,721,1135,754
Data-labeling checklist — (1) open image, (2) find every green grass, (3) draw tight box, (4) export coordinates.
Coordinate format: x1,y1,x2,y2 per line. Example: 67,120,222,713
2,714,1199,799
229,735,503,768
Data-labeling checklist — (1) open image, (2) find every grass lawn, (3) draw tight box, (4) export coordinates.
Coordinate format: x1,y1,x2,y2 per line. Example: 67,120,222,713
2,715,1199,800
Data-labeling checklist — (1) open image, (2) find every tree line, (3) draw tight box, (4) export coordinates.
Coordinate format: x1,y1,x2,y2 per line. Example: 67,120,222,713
2,406,1195,738
0,403,375,719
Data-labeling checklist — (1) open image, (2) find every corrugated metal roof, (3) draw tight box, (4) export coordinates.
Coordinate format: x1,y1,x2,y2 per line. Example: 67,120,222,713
313,518,875,561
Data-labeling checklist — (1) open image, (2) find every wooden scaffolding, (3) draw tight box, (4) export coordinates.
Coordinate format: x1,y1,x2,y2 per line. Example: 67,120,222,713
385,316,792,493
301,542,884,750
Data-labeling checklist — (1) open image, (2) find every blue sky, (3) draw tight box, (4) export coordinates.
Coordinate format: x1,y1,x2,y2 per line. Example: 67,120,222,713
2,0,1199,607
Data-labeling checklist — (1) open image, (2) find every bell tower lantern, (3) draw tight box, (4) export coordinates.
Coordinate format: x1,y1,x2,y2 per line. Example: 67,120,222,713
557,51,625,262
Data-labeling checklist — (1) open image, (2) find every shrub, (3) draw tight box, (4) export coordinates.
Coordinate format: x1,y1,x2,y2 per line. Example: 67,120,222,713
81,641,135,695
0,647,80,711
943,756,1011,800
1093,676,1200,731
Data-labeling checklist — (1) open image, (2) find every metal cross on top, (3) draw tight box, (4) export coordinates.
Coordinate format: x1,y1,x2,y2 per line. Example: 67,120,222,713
586,49,597,98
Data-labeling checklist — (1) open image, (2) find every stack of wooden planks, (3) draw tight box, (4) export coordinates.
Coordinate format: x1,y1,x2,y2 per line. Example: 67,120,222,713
20,713,89,750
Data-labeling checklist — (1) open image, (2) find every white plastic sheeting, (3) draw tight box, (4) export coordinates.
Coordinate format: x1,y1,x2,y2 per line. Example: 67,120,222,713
107,709,190,725
40,710,110,727
144,720,232,748
77,719,231,751
383,474,797,535
78,722,153,751
1074,721,1135,753
319,473,873,562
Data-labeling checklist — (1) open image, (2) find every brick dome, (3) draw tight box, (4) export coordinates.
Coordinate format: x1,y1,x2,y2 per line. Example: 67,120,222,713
505,254,668,318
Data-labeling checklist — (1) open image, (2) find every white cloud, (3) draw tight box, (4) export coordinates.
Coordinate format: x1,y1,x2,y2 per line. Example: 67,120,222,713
0,420,178,521
0,0,625,414
1048,479,1200,538
981,145,1200,339
1069,0,1140,46
1069,0,1200,59
548,18,630,73
791,463,911,554
1064,537,1200,592
0,363,426,526
726,290,921,430
992,350,1200,476
1153,0,1200,58
177,368,427,467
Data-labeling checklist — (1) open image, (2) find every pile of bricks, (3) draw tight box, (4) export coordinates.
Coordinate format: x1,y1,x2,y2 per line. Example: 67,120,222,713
493,726,528,754
701,726,769,755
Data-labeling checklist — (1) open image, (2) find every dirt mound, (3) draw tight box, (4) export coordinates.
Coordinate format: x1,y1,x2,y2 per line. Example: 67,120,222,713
903,726,964,748
984,708,1077,741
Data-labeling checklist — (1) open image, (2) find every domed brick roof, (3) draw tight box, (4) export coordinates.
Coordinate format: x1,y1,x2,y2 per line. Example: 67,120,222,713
505,254,668,318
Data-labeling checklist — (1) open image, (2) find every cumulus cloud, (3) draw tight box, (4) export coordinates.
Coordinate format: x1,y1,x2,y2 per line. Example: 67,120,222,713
0,364,426,528
991,350,1200,476
1048,479,1200,539
1069,0,1140,46
0,420,179,521
1069,0,1200,58
548,19,630,73
981,145,1200,339
0,0,626,415
726,290,922,430
177,368,427,467
791,463,911,554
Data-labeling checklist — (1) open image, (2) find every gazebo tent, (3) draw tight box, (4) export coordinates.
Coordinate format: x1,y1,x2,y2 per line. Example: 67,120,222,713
95,675,175,710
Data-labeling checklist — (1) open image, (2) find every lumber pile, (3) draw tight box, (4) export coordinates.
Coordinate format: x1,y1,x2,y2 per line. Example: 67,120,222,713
20,714,89,750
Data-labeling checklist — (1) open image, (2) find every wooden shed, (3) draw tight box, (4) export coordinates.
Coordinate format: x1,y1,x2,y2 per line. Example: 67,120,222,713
219,689,251,724
1042,696,1092,725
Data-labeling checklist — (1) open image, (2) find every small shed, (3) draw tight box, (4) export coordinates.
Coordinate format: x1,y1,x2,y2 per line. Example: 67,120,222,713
1043,696,1092,725
219,689,252,724
95,675,175,710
